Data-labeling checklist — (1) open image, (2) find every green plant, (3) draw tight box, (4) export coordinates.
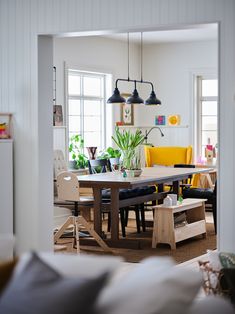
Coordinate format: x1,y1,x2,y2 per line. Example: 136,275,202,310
111,127,145,170
98,146,121,159
112,127,145,151
69,134,88,169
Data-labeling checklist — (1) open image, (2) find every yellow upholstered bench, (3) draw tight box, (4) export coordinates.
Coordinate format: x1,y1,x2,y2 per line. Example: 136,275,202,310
144,146,193,167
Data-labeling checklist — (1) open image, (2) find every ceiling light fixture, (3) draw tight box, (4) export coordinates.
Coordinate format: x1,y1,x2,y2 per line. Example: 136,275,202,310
107,32,161,105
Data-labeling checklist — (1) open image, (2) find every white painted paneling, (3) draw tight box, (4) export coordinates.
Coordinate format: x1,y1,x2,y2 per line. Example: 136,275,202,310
0,0,234,253
0,140,13,234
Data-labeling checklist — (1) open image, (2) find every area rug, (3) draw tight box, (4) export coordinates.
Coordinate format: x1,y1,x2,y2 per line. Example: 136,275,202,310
57,219,216,264
105,222,216,264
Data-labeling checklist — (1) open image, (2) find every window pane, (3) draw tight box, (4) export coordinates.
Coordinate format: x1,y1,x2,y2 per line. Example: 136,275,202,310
202,79,218,97
202,101,217,115
202,116,217,131
69,116,81,132
84,76,103,97
68,74,80,95
202,131,217,146
68,99,81,115
84,131,101,147
84,116,101,132
84,100,101,116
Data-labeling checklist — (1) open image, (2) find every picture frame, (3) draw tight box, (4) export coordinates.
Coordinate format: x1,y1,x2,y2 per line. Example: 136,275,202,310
0,113,12,139
155,115,166,126
167,114,181,126
120,93,134,126
53,105,63,126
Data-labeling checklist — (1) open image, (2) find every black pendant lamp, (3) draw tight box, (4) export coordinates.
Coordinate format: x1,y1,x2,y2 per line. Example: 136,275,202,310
145,90,161,105
107,32,161,106
126,81,144,104
107,87,126,103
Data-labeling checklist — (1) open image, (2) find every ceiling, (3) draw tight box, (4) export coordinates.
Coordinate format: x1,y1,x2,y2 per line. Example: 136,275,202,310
101,24,218,44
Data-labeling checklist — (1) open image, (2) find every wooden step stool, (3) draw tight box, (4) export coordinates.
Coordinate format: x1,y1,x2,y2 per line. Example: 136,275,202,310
152,198,207,250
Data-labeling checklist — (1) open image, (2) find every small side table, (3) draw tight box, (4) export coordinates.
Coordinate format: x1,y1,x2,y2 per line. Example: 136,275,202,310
152,198,207,250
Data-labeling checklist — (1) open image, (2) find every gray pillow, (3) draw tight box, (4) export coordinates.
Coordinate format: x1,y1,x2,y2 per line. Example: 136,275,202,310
0,252,107,314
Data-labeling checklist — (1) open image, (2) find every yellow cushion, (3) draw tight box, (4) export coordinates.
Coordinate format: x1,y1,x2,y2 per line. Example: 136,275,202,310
144,146,193,167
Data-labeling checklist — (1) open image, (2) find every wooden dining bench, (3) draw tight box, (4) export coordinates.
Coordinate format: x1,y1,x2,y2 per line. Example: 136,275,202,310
152,198,207,250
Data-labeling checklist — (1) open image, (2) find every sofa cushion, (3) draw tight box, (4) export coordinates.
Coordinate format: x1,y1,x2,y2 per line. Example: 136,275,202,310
188,296,235,314
97,256,202,314
14,252,123,279
0,252,108,314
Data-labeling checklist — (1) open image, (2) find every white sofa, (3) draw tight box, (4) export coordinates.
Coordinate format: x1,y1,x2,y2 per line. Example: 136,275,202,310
0,252,233,314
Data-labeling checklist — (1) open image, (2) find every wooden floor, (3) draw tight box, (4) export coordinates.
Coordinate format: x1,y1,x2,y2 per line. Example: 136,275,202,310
54,212,213,300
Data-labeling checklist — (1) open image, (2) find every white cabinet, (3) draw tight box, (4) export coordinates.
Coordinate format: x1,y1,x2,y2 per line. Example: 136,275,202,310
0,140,13,234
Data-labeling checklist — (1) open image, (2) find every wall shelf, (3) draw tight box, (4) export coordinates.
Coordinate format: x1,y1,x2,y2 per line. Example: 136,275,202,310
118,125,189,129
53,126,67,129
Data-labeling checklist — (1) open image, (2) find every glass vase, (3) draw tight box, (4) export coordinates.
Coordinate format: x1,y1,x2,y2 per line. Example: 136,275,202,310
120,147,141,170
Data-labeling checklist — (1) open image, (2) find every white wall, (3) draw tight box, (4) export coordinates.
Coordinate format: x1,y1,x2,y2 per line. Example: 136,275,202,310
53,36,140,155
0,0,234,253
137,40,218,146
54,38,217,152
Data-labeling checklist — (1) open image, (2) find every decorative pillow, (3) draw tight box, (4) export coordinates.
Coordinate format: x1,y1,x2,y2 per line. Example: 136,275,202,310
0,259,18,295
97,257,203,314
14,252,123,279
188,295,235,314
0,252,108,314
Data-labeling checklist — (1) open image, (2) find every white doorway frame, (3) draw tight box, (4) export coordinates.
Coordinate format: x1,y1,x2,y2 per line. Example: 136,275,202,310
38,22,221,253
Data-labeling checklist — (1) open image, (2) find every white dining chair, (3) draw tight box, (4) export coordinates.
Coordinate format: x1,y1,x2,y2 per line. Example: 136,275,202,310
54,171,112,254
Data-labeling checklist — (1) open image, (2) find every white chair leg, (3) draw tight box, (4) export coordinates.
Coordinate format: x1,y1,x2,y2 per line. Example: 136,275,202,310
54,215,113,254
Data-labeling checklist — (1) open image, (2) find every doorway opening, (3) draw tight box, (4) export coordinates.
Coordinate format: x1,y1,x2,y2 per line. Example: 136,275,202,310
40,22,219,261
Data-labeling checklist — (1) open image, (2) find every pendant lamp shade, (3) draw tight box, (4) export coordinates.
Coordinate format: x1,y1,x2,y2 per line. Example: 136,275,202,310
107,32,161,106
145,90,161,105
107,87,126,103
126,88,144,104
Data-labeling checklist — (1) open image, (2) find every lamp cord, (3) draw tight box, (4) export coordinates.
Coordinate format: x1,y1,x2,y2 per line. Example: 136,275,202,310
127,33,130,81
141,32,143,82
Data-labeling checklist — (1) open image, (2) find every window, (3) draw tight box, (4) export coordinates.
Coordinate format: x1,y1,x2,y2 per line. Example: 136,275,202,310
67,70,108,159
195,76,218,160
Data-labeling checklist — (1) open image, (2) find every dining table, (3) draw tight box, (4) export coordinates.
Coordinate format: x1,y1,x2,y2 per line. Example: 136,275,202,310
77,166,213,247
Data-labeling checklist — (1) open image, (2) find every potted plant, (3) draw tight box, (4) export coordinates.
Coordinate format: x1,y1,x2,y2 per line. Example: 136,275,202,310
111,127,145,176
97,146,122,171
98,146,121,161
69,134,88,169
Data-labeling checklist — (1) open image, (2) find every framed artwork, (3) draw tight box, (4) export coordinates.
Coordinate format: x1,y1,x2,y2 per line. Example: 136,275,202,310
120,94,134,125
155,115,166,125
53,105,63,126
0,113,12,139
167,114,181,126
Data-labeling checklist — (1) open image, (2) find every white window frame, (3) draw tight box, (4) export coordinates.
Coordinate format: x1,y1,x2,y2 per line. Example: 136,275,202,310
65,68,108,160
194,74,218,161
